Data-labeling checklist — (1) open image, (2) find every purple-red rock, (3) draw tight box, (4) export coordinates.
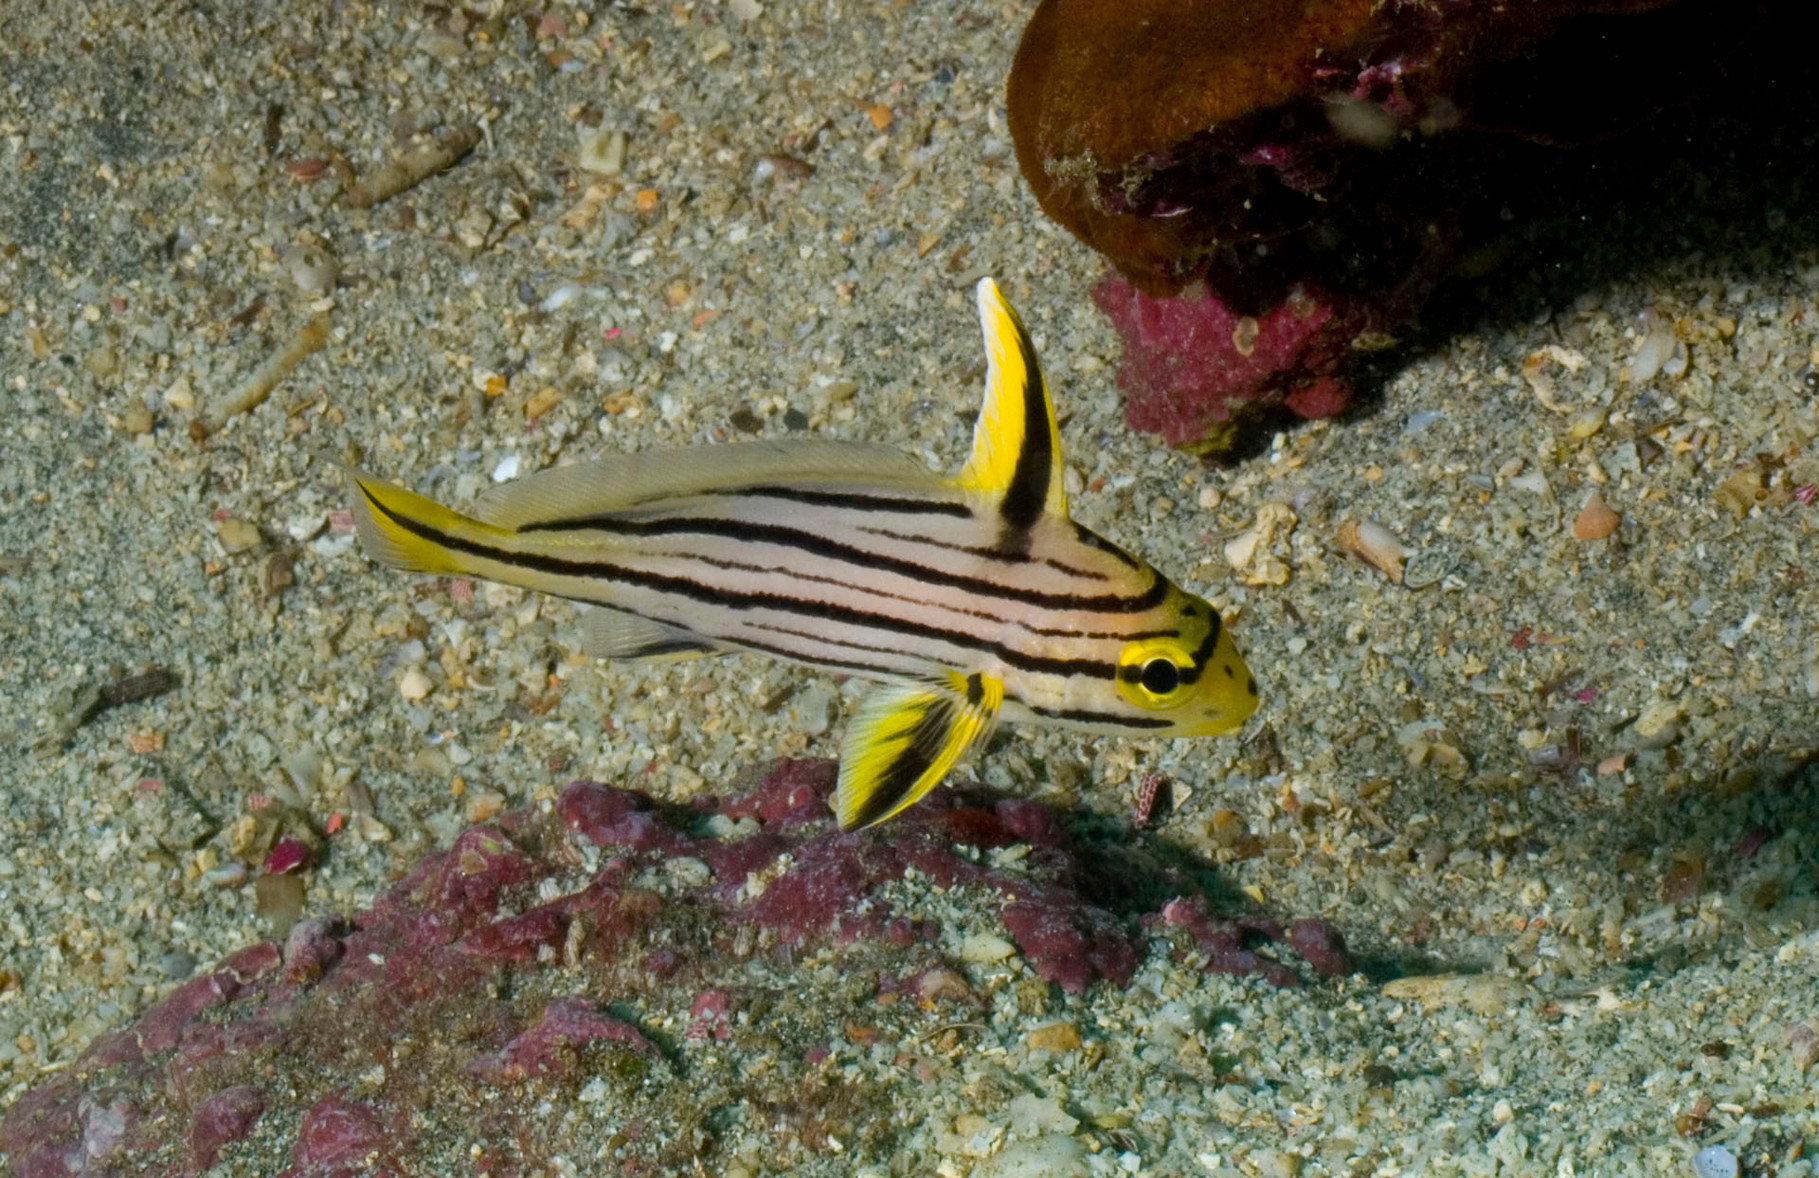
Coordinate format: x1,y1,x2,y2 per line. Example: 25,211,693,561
0,760,1346,1174
1155,895,1354,986
275,1093,397,1178
466,996,659,1082
190,1085,266,1171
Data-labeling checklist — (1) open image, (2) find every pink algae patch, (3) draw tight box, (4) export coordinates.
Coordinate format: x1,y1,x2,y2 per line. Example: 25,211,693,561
0,758,1352,1175
1095,273,1358,443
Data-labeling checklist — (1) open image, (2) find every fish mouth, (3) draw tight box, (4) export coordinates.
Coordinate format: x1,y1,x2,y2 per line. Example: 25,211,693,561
1174,710,1249,738
1184,689,1259,737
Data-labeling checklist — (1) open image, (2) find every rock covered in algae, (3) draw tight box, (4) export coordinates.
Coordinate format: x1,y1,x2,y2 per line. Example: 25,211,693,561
0,760,1348,1175
1007,0,1742,446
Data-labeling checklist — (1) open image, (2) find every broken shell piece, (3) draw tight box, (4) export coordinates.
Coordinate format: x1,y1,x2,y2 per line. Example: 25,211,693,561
1520,344,1587,413
1336,518,1410,584
1223,502,1296,586
1789,1020,1819,1074
1572,490,1620,540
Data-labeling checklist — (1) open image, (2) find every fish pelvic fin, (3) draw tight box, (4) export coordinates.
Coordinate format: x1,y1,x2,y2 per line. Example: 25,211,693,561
836,670,1003,831
955,278,1067,530
346,469,502,577
580,605,725,662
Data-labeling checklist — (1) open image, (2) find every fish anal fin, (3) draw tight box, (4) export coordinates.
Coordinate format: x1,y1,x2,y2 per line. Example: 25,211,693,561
955,278,1067,527
581,606,723,662
836,670,1003,831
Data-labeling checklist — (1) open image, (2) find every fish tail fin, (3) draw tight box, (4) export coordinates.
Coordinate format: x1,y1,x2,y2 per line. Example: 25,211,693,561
346,469,500,576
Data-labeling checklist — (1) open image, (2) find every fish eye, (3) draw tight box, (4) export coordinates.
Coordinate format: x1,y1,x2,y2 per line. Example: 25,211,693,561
1140,657,1180,696
1116,638,1198,709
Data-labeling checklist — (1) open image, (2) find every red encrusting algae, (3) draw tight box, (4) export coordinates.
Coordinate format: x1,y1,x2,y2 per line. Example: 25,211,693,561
0,759,1350,1175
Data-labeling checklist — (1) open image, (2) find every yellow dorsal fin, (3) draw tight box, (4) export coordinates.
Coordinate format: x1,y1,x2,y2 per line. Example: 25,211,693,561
955,278,1067,528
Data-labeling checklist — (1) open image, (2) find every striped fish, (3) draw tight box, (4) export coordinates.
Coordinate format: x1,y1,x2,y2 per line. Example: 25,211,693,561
349,278,1258,829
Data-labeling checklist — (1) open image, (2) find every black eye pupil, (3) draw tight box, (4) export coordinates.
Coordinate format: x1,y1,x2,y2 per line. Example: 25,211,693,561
1141,658,1180,695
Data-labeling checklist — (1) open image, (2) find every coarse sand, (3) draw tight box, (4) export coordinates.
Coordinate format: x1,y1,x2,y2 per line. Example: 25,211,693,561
2,2,1817,1174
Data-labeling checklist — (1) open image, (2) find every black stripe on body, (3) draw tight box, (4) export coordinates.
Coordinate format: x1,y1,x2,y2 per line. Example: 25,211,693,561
1175,615,1223,686
731,485,974,518
998,325,1052,533
367,494,1120,681
1070,522,1143,571
856,523,1110,583
660,545,1173,642
1028,704,1174,729
517,513,1168,615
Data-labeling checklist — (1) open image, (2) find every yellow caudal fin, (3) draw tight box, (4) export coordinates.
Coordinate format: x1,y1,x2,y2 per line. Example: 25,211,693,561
345,469,500,577
955,278,1067,530
836,670,1003,830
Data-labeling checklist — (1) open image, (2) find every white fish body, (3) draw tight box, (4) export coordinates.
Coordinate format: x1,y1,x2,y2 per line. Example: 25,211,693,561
349,279,1257,828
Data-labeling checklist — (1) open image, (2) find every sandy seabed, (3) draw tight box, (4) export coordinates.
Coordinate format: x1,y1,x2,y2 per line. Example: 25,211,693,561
2,2,1817,1174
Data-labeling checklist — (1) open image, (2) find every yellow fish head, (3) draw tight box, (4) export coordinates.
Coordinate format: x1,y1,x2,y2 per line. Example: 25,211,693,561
1111,587,1258,737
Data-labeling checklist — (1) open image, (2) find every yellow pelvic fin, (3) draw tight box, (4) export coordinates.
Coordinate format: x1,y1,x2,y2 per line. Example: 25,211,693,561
836,670,1004,831
346,469,499,577
955,278,1067,529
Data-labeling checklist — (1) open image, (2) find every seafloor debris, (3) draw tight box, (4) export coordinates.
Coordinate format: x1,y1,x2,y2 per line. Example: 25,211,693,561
196,315,331,437
1007,0,1751,447
0,760,1348,1174
1572,489,1622,540
1336,517,1411,583
345,122,482,209
33,665,177,751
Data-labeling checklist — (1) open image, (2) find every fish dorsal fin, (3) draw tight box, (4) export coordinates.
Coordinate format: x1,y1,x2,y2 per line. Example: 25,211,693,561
474,439,943,528
580,605,724,661
836,670,1003,830
955,278,1067,528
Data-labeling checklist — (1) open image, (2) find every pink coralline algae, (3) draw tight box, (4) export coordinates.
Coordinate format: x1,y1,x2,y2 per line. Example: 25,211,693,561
1155,896,1353,988
0,759,1350,1175
1007,0,1745,448
1094,276,1367,446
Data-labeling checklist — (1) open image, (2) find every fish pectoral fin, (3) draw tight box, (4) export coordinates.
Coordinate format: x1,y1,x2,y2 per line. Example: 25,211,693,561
836,671,1003,831
954,278,1068,527
580,606,724,661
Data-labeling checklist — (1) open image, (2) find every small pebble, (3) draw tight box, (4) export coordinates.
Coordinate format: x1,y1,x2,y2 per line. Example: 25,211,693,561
960,932,1016,964
398,667,433,702
1573,490,1620,540
1789,1019,1819,1073
576,125,627,176
1691,1145,1738,1178
1025,1022,1082,1052
216,516,263,554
